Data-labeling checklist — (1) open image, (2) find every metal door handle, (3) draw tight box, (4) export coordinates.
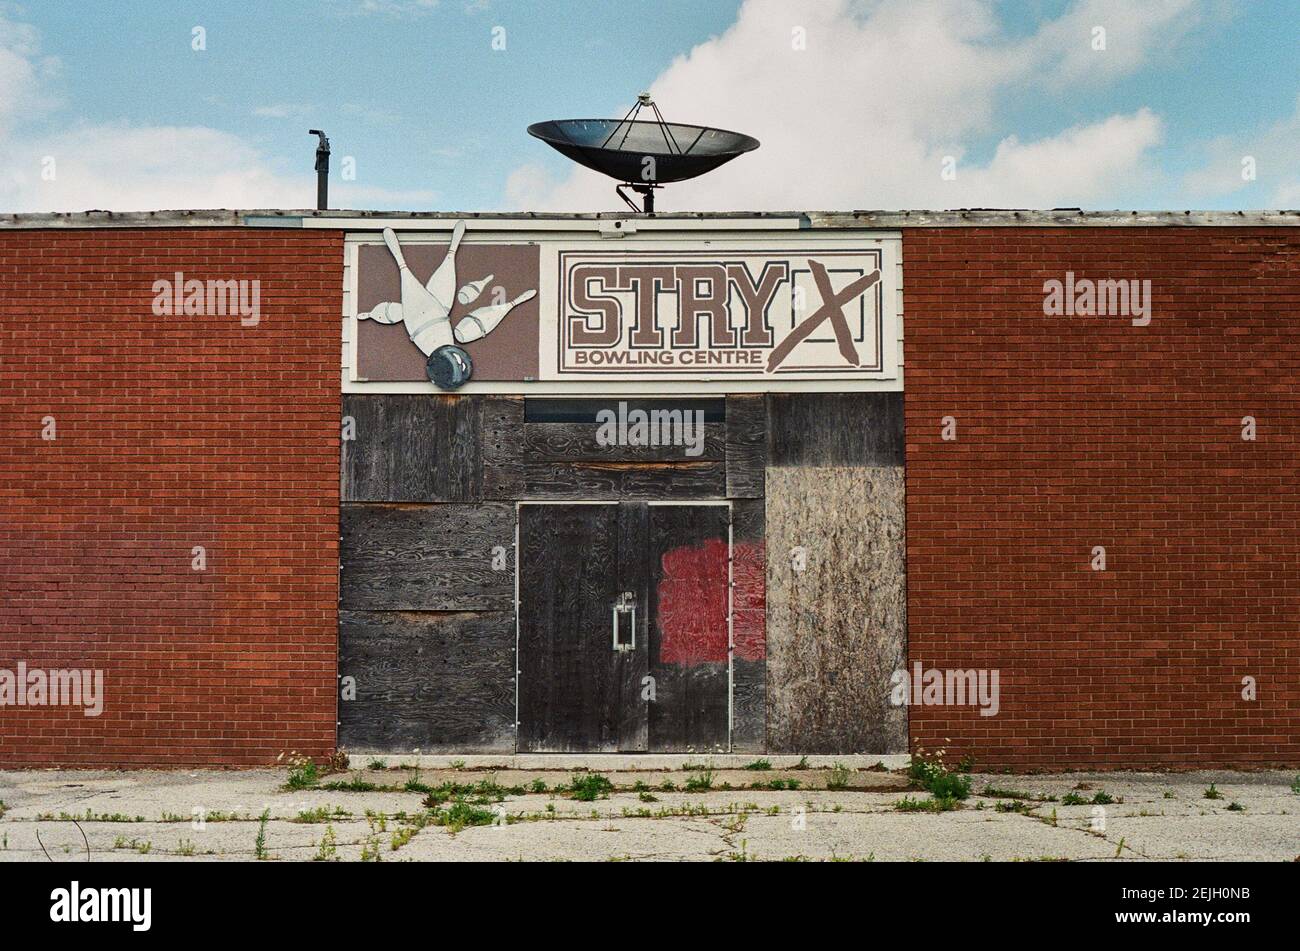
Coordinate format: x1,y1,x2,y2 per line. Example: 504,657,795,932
612,591,636,652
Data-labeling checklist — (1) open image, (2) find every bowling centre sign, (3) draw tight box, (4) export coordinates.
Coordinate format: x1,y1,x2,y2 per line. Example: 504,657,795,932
345,220,901,393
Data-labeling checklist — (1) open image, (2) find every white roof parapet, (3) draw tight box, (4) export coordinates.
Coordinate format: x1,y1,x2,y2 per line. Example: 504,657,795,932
0,208,1296,229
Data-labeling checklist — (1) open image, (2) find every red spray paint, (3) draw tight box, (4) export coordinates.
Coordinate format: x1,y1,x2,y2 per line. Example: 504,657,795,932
656,539,765,666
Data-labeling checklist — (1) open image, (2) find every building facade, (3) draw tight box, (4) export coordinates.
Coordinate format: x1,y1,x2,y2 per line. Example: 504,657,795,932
1,210,1297,768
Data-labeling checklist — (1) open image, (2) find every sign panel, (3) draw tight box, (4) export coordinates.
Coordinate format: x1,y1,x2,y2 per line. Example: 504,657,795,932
347,221,899,393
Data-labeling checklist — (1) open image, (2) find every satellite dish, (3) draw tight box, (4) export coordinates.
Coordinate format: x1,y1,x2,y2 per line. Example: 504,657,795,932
528,94,759,212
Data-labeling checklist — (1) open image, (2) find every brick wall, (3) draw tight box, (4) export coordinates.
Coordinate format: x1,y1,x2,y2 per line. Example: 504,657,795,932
0,228,342,766
903,227,1300,768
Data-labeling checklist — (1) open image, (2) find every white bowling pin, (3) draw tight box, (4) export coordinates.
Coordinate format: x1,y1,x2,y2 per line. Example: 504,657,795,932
358,301,404,324
425,221,466,313
453,289,536,343
457,274,493,306
381,227,453,355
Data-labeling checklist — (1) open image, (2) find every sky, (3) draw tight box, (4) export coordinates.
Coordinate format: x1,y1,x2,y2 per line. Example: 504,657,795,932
0,0,1295,213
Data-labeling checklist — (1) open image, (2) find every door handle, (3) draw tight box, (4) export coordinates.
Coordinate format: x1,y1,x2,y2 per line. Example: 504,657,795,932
612,591,636,652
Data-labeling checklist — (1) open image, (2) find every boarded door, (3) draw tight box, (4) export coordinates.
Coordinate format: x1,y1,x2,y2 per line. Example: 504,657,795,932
517,502,730,752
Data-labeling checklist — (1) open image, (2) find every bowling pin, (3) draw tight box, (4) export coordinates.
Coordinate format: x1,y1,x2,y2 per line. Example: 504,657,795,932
453,290,536,343
380,227,454,356
457,274,493,306
424,221,466,313
358,301,404,324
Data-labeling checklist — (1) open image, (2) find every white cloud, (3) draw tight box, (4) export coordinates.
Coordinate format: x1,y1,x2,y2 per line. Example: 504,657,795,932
506,0,1197,212
1182,94,1300,208
0,13,421,212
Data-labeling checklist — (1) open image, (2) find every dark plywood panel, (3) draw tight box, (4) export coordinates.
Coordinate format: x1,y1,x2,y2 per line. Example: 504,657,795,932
517,504,623,752
342,394,485,502
502,461,726,500
340,503,515,610
725,395,767,498
339,610,515,752
480,396,526,499
730,498,766,752
646,504,730,752
766,466,908,754
614,502,650,751
767,392,905,467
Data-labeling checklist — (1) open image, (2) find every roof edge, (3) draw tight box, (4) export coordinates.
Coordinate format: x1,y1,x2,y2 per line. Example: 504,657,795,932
1,208,1297,229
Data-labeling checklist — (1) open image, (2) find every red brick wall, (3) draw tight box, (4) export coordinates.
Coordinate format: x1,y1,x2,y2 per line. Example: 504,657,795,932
0,228,342,767
903,227,1300,769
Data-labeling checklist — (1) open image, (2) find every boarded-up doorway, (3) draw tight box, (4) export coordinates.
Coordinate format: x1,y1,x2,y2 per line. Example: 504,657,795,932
517,502,730,752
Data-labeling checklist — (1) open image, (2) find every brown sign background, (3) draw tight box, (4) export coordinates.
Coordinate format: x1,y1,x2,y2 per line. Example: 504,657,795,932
356,241,540,382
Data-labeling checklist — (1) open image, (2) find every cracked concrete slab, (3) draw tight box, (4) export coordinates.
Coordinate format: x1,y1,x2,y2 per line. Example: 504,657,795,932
0,767,1294,862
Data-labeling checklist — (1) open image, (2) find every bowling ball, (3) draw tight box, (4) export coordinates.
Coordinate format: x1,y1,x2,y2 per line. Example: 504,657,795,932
426,344,473,390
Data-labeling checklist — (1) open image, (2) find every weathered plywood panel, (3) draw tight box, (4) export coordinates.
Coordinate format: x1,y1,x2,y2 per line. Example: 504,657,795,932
646,504,730,752
725,395,767,498
730,498,766,752
768,393,904,467
499,461,726,500
517,503,622,752
340,503,515,610
342,394,484,502
766,466,908,753
339,610,515,752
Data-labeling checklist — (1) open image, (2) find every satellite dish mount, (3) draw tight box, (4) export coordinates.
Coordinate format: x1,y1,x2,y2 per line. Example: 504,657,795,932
528,95,759,213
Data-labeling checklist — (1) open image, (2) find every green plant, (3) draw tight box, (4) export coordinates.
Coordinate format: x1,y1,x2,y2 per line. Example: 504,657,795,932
894,795,959,813
282,753,319,791
314,824,338,861
135,840,152,855
995,800,1032,814
0,800,6,819
685,768,716,792
743,759,772,771
1204,784,1223,800
1061,792,1087,805
431,799,498,833
449,759,465,770
792,756,810,770
530,779,548,793
908,749,971,801
1290,775,1300,795
827,763,851,790
567,772,614,801
1226,801,1245,812
1090,791,1115,805
367,759,386,771
176,838,196,856
980,786,1057,803
638,792,658,803
254,809,270,860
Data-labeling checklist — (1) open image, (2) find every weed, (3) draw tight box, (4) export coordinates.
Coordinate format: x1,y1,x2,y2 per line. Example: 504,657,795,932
638,792,658,803
1226,801,1245,812
908,749,971,801
281,752,319,791
980,786,1057,803
685,768,716,792
449,759,465,770
1091,791,1116,805
320,773,378,792
995,800,1032,815
894,795,960,813
827,763,851,790
291,806,351,824
743,759,772,771
176,839,196,856
254,809,270,860
1061,792,1088,805
530,779,548,793
430,800,498,833
1204,784,1223,800
1290,775,1300,795
792,756,810,770
567,773,615,802
314,824,338,861
367,759,386,771
659,780,677,792
135,841,152,855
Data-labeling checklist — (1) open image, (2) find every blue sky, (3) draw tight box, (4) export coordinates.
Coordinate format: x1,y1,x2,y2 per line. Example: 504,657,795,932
1,0,1296,212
